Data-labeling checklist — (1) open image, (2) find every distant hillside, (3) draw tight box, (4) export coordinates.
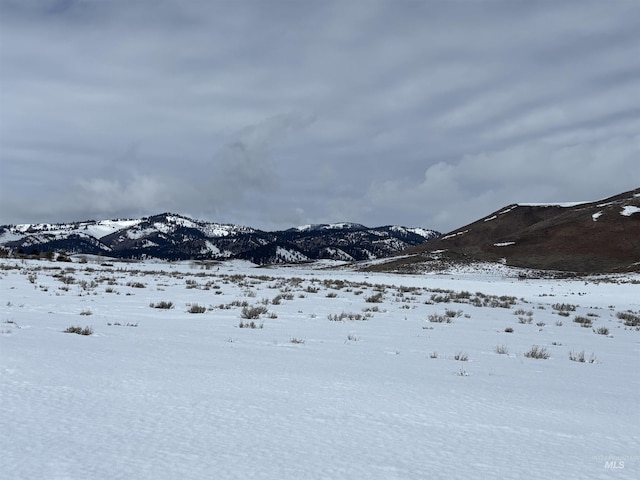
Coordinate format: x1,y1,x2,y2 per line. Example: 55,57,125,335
0,213,439,265
371,188,640,274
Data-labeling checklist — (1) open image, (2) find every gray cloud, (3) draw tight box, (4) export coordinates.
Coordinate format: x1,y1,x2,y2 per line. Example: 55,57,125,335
1,0,638,232
212,112,315,194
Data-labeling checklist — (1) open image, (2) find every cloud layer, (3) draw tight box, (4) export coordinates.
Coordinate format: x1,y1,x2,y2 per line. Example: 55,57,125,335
1,0,638,232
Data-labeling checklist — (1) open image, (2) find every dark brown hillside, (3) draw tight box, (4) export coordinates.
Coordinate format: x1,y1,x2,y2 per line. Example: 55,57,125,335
382,188,640,273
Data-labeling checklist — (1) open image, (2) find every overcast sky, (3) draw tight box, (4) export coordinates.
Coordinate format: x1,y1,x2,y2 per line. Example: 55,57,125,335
1,0,638,233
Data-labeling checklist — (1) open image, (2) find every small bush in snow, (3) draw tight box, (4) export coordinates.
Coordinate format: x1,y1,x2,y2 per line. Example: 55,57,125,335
365,292,384,303
569,350,597,363
79,309,92,316
454,352,469,361
429,313,453,324
452,290,472,301
595,326,609,335
290,337,305,344
551,303,578,312
495,345,509,355
230,300,249,307
188,304,206,314
107,322,138,327
241,305,268,319
78,279,98,291
524,345,550,359
488,295,517,309
573,316,592,328
616,310,640,327
552,303,577,312
430,293,451,303
64,325,93,336
467,297,482,307
57,274,76,285
238,320,263,329
151,301,174,309
329,311,368,321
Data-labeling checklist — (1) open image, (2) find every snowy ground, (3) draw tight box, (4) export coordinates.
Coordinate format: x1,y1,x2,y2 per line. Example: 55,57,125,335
1,257,639,479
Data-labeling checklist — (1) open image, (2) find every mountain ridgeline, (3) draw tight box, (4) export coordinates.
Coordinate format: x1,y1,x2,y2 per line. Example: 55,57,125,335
4,188,638,272
373,187,640,274
0,214,440,264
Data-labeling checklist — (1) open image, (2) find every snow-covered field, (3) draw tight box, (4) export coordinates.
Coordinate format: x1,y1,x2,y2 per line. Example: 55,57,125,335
1,257,639,479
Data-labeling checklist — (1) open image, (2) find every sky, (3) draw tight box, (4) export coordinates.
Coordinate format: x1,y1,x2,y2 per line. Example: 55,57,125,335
1,0,639,233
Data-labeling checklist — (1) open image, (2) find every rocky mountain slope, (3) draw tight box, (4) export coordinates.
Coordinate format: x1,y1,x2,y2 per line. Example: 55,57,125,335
371,188,640,274
0,213,439,264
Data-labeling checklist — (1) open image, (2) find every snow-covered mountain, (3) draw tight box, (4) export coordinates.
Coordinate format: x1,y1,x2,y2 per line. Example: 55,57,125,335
0,213,439,264
290,222,368,232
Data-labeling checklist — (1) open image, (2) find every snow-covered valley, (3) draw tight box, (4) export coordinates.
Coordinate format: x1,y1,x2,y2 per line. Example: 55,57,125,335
1,258,638,479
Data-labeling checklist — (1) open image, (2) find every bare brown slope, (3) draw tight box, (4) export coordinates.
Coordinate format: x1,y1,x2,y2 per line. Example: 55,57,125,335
386,188,640,273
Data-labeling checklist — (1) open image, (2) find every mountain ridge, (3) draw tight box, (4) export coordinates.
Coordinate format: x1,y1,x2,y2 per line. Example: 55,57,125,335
369,187,640,274
0,212,440,265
